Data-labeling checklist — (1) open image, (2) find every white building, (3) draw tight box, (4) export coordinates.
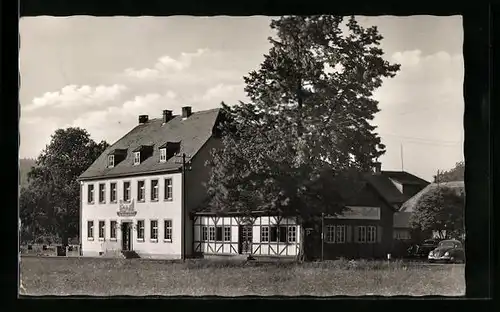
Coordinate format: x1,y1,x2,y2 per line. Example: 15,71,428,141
79,107,222,259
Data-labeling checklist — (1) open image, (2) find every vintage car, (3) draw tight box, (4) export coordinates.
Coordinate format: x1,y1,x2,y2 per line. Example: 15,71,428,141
407,239,440,258
428,239,465,263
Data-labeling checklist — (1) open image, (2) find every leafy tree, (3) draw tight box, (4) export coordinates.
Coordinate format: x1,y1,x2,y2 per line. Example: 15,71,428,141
207,16,400,259
19,128,109,245
409,186,465,240
434,161,464,183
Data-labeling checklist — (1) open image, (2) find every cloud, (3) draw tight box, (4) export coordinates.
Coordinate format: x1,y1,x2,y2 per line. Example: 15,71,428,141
198,83,246,103
23,84,127,112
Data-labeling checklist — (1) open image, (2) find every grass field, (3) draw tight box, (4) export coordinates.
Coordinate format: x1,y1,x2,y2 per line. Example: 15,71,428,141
20,256,465,297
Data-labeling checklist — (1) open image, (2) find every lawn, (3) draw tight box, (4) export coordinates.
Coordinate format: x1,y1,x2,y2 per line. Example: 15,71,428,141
20,256,465,297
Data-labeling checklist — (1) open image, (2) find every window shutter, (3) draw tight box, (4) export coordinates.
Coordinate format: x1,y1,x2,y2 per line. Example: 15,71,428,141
346,225,352,243
377,226,383,243
353,226,359,243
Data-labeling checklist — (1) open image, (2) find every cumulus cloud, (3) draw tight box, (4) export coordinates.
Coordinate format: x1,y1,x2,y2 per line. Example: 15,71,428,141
23,84,127,112
198,83,246,103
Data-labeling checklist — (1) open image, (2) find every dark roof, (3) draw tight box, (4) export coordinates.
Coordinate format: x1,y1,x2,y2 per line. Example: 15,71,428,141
400,181,464,212
381,171,430,185
79,108,220,180
364,174,410,207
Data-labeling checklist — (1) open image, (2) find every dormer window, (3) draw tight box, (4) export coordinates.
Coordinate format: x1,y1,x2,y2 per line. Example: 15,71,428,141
134,152,141,165
160,148,167,163
108,155,115,168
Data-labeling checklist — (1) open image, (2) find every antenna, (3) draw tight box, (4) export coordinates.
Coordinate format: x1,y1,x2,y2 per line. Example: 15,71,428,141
400,143,404,171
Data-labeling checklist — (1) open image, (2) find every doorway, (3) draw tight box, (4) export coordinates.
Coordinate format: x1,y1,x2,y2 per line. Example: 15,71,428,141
238,225,253,254
121,222,132,251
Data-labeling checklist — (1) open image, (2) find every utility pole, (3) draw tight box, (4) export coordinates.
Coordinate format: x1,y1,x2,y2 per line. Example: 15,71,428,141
321,212,324,262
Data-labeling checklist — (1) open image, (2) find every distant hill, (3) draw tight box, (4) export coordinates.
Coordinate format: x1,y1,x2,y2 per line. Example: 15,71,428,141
19,158,36,188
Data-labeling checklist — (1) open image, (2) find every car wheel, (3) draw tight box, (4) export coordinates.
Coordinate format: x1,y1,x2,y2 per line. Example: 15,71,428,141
449,257,455,264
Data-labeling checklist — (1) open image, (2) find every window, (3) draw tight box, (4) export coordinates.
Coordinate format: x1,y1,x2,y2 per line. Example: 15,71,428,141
267,226,288,243
279,226,287,243
110,221,117,240
98,221,105,240
164,220,172,241
110,182,117,203
108,155,114,168
87,221,94,240
137,220,145,240
202,226,208,241
209,226,215,241
326,225,335,243
87,184,94,203
164,178,173,201
133,152,141,165
137,181,145,202
215,226,223,241
357,226,367,243
261,226,269,242
160,148,167,163
99,183,106,203
335,225,346,243
367,226,376,243
288,226,296,243
270,226,278,242
150,220,158,241
224,226,231,242
151,179,159,201
123,181,131,202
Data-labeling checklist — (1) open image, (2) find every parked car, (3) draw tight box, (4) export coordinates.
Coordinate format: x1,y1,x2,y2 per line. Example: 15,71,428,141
407,239,440,258
428,239,465,263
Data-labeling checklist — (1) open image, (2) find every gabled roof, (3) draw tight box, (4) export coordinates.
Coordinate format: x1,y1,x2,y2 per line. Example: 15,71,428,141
381,170,430,186
364,174,410,207
79,108,221,181
399,181,464,212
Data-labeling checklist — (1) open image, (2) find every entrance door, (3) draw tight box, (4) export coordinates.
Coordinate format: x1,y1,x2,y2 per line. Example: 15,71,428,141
239,225,253,254
121,222,132,251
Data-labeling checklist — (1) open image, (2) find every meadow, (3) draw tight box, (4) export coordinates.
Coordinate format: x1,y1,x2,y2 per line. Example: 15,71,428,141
20,256,465,297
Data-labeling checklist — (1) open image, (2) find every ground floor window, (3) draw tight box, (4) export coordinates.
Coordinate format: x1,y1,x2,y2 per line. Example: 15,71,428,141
150,220,158,241
202,226,208,241
326,225,346,243
262,225,295,243
355,225,377,243
224,226,231,242
367,226,376,243
356,226,367,243
209,226,215,241
137,220,145,241
261,226,269,242
98,220,105,240
87,221,94,240
110,220,117,240
164,220,172,242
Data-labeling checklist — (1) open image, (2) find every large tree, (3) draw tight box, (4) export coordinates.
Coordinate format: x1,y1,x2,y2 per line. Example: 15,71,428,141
434,161,464,183
19,127,109,245
409,186,465,240
207,15,400,258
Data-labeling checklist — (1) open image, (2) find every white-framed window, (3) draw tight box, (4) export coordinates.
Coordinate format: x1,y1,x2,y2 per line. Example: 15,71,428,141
98,183,106,203
150,220,158,241
108,155,114,168
87,184,95,204
164,178,173,201
326,225,335,243
123,181,131,202
110,182,117,203
367,226,377,243
98,220,105,240
209,226,215,241
357,226,367,243
133,152,141,165
110,220,117,240
202,226,208,241
288,226,296,243
87,221,94,240
224,226,231,242
137,180,145,202
261,226,269,242
151,179,159,201
164,220,172,242
137,220,145,241
335,225,346,243
160,148,167,163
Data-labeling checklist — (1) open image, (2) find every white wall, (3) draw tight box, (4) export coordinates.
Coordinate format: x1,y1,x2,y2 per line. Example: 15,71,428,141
81,172,183,259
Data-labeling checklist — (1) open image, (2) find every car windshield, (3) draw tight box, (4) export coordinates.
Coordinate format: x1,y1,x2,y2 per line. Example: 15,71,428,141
438,240,461,248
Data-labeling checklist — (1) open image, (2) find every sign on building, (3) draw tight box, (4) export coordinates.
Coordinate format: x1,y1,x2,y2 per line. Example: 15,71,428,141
117,199,137,217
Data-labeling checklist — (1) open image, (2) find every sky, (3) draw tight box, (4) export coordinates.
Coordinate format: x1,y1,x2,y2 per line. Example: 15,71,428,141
19,15,464,182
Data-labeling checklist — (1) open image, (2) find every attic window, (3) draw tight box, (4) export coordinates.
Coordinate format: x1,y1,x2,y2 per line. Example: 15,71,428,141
160,148,167,163
108,155,115,168
133,152,141,165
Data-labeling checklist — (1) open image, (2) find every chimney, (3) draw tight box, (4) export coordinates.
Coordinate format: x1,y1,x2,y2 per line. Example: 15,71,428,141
182,106,192,119
162,110,173,123
373,162,382,174
138,115,149,124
